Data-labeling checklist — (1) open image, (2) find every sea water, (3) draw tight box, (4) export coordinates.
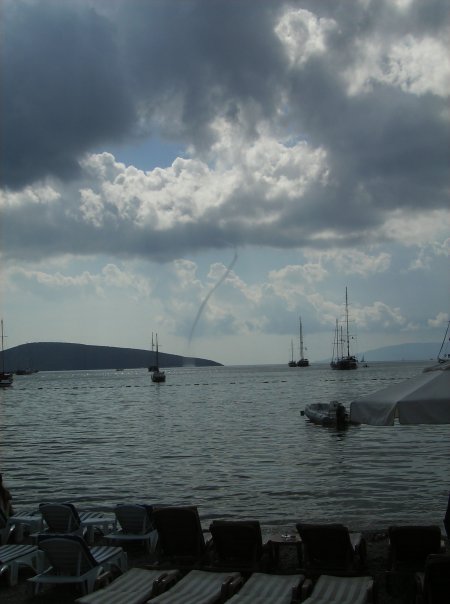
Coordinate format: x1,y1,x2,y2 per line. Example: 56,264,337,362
0,361,448,533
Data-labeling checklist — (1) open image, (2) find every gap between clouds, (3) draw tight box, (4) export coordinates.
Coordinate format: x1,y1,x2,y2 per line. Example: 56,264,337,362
1,137,448,263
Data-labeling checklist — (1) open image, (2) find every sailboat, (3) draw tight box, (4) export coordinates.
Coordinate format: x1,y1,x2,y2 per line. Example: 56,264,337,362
330,287,358,370
288,339,297,367
0,320,13,387
149,332,166,383
297,316,310,367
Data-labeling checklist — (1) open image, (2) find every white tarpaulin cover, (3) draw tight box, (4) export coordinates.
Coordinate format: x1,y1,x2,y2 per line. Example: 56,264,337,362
350,363,450,425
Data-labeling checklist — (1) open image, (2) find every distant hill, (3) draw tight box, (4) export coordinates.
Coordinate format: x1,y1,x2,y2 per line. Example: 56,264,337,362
360,342,441,362
1,342,222,372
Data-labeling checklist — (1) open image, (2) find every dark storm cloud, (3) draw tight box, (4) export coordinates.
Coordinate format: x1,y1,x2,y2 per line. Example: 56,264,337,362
286,58,449,214
1,0,135,189
105,0,288,154
1,0,448,261
1,0,287,188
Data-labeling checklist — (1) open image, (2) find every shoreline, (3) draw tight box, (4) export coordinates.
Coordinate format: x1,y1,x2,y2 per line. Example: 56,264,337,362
1,529,447,603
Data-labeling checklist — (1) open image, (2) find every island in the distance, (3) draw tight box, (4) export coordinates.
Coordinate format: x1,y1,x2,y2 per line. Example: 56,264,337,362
1,342,222,372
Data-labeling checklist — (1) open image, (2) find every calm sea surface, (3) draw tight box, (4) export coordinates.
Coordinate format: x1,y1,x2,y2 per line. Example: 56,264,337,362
1,361,448,534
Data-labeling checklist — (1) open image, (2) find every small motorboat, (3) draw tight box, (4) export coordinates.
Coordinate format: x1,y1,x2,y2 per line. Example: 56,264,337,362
302,400,352,427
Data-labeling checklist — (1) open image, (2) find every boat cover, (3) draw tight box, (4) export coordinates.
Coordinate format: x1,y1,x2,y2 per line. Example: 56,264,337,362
350,364,450,425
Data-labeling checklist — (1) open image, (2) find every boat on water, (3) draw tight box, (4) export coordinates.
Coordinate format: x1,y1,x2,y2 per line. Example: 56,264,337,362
297,316,309,367
15,368,39,375
303,400,353,428
149,333,166,383
0,320,13,387
288,339,297,367
330,287,358,370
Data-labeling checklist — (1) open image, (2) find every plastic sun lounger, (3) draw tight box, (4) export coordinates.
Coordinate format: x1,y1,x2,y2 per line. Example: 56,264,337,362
0,508,15,545
301,575,375,604
0,544,41,586
28,534,127,595
415,554,450,604
147,569,242,604
78,510,115,544
7,509,44,543
36,502,86,541
105,504,158,553
388,525,444,572
209,520,270,572
152,506,210,567
37,503,113,544
296,523,367,574
226,572,305,604
76,568,180,604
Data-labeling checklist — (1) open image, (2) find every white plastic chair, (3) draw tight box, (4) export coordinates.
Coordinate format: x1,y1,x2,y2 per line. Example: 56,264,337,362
28,534,127,595
0,544,41,586
106,504,158,552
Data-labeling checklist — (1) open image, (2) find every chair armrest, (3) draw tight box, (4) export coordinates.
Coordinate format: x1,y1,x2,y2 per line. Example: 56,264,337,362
301,578,313,601
221,574,244,598
290,576,306,604
366,578,375,604
153,570,180,594
351,532,367,566
414,572,425,604
95,570,112,590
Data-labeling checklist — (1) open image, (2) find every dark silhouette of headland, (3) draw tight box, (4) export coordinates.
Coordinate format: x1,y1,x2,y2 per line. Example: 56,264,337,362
1,342,222,372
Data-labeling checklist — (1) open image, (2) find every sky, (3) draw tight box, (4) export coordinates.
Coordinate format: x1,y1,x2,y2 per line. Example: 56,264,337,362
1,0,449,366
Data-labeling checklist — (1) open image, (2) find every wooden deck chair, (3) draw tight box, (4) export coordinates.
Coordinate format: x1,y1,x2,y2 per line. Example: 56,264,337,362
28,534,127,595
106,505,158,552
152,506,210,567
209,520,270,572
415,554,450,604
147,569,242,604
0,544,40,586
226,572,305,604
301,574,374,604
388,525,444,572
296,523,366,575
76,567,180,604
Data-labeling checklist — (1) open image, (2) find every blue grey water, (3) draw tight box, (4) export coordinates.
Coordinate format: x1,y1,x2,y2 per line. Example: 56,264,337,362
1,361,448,535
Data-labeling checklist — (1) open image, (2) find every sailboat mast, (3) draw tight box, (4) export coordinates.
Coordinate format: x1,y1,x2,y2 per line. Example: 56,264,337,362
332,319,338,361
1,320,4,372
299,317,304,359
345,286,350,358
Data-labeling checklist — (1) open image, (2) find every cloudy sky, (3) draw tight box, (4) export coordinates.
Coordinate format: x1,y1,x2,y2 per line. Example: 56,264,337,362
1,0,449,366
